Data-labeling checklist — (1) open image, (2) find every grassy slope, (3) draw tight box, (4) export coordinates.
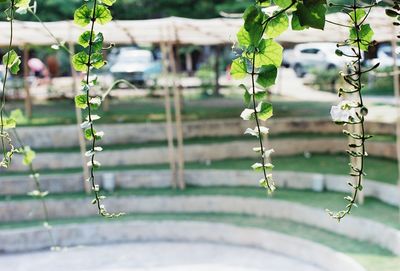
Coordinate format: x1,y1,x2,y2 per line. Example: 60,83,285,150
1,187,398,229
1,154,397,185
0,213,398,271
8,97,333,126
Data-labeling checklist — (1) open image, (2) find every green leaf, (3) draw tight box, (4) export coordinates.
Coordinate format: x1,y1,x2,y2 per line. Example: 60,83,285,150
89,96,102,110
78,31,92,48
256,65,277,88
84,128,94,140
231,58,248,79
294,2,326,30
237,27,251,47
349,24,374,51
239,84,251,106
72,51,89,72
15,0,30,13
95,5,112,25
291,13,307,31
243,6,264,46
75,94,88,109
266,12,288,38
92,33,104,51
22,146,36,166
258,0,272,7
257,101,273,121
84,128,104,140
15,0,30,8
101,0,116,6
74,5,92,27
349,8,366,23
274,0,292,8
3,118,16,129
255,39,283,68
2,50,21,75
252,162,274,171
386,9,399,18
254,91,267,101
91,53,105,69
9,109,26,124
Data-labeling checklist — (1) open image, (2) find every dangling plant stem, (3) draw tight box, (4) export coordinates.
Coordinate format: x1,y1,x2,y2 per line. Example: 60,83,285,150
327,0,378,221
248,2,296,193
12,129,56,247
0,0,17,167
233,0,327,193
72,0,124,218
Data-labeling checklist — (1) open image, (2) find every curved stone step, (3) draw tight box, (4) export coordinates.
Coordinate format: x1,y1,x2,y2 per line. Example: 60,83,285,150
12,118,395,149
0,221,366,271
3,139,397,172
0,195,398,255
1,170,398,206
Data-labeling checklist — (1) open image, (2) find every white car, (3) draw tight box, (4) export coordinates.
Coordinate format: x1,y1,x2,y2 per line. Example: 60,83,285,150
109,49,162,86
370,43,400,68
291,43,352,78
0,65,4,91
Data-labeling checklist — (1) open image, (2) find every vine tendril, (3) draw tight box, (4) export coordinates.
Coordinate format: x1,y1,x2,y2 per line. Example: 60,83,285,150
327,0,378,221
0,0,15,167
73,0,124,218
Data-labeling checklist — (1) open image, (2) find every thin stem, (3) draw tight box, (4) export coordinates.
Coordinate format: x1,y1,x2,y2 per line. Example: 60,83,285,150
330,0,369,221
326,19,351,28
82,1,122,218
11,128,56,248
250,52,272,191
1,0,15,161
249,2,296,191
85,0,103,216
27,7,72,55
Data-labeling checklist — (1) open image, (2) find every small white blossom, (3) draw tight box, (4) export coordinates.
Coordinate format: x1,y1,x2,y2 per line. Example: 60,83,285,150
240,108,255,120
244,126,269,137
330,100,357,122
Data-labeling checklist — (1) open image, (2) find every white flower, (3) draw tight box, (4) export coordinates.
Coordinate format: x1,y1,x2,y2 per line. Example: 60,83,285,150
330,100,357,122
244,126,269,137
240,108,255,120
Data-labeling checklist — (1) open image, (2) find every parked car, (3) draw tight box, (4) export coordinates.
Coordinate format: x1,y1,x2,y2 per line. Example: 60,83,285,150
369,43,400,68
0,65,4,91
290,43,352,78
282,49,294,68
109,49,162,86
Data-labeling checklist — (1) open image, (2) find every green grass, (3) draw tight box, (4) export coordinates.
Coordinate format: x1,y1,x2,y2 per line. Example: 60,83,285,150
1,187,398,229
363,87,394,96
0,212,397,271
1,154,398,185
7,96,333,126
195,155,399,185
32,133,397,154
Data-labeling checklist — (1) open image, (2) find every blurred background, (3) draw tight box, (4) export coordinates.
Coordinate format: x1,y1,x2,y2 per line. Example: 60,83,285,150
0,1,398,271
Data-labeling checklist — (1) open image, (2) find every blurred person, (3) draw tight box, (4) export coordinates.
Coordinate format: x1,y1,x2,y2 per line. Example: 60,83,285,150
28,56,50,86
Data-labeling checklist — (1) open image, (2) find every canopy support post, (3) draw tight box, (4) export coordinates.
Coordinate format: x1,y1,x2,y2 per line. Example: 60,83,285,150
23,45,32,119
69,42,91,194
214,45,221,96
391,37,400,212
161,43,177,188
169,44,185,190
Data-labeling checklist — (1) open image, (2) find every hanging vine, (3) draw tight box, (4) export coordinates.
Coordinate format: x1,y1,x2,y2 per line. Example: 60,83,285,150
0,0,31,168
232,0,328,193
12,127,57,248
0,0,56,246
72,0,124,218
326,0,378,221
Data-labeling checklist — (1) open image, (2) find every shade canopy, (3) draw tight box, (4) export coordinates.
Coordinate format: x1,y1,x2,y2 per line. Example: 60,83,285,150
0,7,394,47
